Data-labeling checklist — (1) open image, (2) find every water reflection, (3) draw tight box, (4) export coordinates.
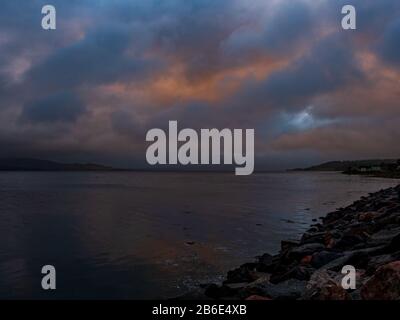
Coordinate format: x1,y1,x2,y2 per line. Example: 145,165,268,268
0,171,398,299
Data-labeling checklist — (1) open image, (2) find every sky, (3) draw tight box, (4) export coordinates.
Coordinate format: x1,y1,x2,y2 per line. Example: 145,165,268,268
0,0,399,170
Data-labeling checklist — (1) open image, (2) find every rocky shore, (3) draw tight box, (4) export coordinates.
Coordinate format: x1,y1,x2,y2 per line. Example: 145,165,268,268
181,185,400,300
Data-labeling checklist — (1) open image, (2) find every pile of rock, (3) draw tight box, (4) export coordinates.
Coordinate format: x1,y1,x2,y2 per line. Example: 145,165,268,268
199,185,400,300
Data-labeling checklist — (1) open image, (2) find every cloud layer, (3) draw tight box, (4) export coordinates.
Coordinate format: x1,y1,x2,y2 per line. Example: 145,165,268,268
0,0,399,169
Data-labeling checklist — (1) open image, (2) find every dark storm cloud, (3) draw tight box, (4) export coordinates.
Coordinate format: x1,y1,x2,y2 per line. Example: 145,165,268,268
111,110,144,138
26,27,162,92
224,1,315,57
147,101,220,132
205,33,364,128
152,0,245,82
20,92,86,124
0,0,399,169
379,18,400,66
259,35,364,108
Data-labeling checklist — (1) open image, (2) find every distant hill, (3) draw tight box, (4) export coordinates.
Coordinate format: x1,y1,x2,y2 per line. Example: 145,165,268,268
0,158,120,171
291,159,399,172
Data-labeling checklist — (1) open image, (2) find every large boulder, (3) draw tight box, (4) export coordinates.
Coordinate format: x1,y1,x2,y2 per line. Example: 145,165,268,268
257,253,274,266
302,270,351,300
358,212,381,222
361,261,400,300
365,254,397,275
256,253,278,273
311,251,344,269
287,243,325,260
270,265,314,284
370,227,400,244
225,263,258,284
332,234,365,251
301,231,326,245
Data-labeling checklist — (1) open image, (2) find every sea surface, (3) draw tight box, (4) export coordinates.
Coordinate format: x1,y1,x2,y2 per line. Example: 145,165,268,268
0,171,399,299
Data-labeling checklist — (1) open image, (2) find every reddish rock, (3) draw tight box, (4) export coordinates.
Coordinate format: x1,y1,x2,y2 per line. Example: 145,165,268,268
361,261,400,300
358,212,380,222
324,232,336,249
301,255,313,265
288,243,325,260
317,283,351,300
270,265,314,284
281,240,300,252
303,270,351,300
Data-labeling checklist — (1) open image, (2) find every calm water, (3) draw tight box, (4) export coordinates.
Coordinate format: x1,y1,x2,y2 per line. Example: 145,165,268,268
0,171,399,299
